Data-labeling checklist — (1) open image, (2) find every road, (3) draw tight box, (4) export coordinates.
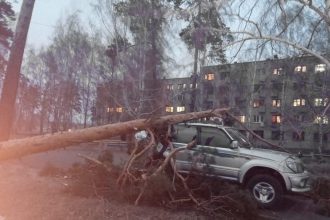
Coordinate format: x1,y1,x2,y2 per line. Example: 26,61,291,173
11,140,330,220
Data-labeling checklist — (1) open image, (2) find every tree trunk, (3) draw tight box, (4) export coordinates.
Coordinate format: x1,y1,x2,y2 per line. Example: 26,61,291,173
0,0,35,141
0,108,229,161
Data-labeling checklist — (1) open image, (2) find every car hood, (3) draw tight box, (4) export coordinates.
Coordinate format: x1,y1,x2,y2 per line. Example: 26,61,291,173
239,147,292,162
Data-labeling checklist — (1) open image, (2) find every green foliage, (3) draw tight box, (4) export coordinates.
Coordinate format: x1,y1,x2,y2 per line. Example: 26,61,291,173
113,0,166,115
0,0,15,73
0,0,14,49
106,34,131,68
176,0,232,63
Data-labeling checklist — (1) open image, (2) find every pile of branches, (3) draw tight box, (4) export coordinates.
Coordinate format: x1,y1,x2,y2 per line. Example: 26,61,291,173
78,123,259,219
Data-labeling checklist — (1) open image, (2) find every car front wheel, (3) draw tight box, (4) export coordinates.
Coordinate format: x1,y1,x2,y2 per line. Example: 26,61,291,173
247,174,283,208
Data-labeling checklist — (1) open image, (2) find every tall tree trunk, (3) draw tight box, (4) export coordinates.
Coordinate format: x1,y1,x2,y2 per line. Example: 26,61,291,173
190,47,199,112
190,1,201,112
0,0,35,141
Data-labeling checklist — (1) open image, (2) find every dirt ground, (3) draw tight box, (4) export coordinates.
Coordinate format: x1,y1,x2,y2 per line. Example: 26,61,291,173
0,142,207,220
0,159,207,220
0,143,328,220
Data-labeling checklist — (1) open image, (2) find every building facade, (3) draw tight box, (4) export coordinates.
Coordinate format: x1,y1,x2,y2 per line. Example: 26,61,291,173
163,55,330,152
97,55,330,151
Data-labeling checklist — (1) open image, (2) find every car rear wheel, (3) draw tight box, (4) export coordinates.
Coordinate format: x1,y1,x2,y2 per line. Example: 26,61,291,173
247,174,283,208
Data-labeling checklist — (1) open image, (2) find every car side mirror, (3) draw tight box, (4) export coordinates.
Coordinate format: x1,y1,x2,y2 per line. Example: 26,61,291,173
230,140,238,149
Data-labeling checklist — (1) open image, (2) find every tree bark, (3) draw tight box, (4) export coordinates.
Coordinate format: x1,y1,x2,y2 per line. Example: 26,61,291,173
0,108,229,161
0,0,35,141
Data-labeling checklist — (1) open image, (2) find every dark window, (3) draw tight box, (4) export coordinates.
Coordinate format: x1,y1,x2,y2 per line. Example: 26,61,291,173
271,131,280,140
218,85,229,94
313,133,328,143
292,131,305,141
294,114,305,122
272,82,283,91
177,94,184,102
200,127,231,148
253,115,264,123
205,101,213,109
220,98,230,107
206,86,214,95
257,68,265,74
235,97,246,107
220,72,229,80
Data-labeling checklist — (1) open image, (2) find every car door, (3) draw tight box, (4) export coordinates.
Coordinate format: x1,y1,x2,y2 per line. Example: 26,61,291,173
171,125,208,173
199,127,249,180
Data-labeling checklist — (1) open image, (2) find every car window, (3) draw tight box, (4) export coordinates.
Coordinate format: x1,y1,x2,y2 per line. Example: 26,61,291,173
173,125,197,143
200,127,231,148
226,128,251,147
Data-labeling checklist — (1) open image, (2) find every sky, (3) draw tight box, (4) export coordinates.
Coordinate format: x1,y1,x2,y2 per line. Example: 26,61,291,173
12,0,94,47
11,0,195,77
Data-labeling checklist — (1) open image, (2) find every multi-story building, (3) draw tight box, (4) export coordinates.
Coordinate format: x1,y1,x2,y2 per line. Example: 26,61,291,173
97,55,330,151
163,55,330,152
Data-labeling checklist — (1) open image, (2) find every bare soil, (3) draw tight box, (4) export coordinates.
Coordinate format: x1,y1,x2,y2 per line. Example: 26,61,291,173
0,142,209,220
0,159,205,220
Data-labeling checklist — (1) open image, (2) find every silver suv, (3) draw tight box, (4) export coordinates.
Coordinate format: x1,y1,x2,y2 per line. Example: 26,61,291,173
164,122,311,208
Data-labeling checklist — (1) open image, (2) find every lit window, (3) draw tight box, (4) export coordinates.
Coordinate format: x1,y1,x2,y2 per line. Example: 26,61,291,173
314,116,329,124
116,107,123,113
190,83,197,89
107,107,114,112
165,106,174,112
294,65,307,73
271,131,281,140
293,98,306,107
177,106,185,112
273,68,283,75
272,115,281,124
272,99,281,107
167,84,174,90
314,98,328,107
315,64,326,73
252,99,264,108
204,73,215,80
183,83,187,89
238,115,246,123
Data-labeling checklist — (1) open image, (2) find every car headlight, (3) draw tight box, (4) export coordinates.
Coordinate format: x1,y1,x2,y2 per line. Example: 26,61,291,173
286,157,304,173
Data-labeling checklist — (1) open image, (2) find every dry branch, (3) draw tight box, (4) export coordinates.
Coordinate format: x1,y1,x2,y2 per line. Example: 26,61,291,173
219,112,289,152
77,153,112,173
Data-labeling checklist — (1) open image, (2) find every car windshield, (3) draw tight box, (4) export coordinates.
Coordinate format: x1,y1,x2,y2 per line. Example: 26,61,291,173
225,128,251,148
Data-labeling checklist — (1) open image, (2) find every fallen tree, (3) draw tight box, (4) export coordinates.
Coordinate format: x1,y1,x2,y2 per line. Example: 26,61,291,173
0,108,229,161
0,107,272,219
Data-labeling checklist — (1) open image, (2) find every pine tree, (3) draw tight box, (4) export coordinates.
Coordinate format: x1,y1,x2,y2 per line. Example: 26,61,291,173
0,0,15,72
